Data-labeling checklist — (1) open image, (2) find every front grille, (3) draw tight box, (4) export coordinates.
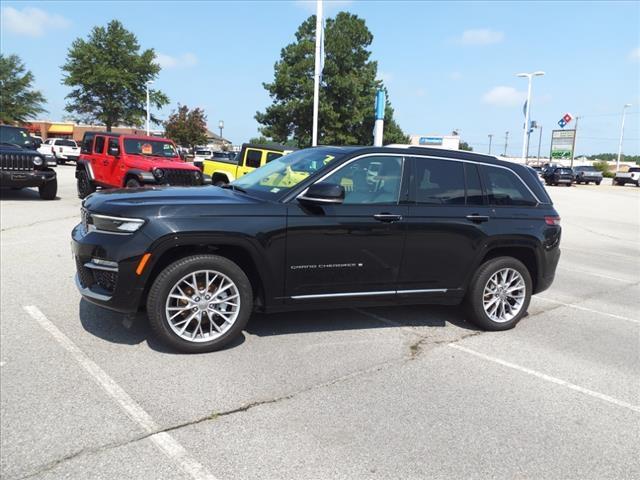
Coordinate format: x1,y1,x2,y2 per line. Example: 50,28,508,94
94,270,118,292
163,169,200,186
1,153,34,171
76,256,94,288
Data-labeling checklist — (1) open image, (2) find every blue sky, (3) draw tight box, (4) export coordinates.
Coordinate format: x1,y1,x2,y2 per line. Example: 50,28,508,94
2,0,639,155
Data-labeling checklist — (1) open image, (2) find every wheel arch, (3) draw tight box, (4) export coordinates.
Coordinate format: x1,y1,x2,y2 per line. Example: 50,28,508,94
475,244,539,292
139,235,270,311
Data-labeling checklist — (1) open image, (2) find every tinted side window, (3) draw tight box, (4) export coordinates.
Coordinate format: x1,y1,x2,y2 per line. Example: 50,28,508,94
412,158,465,205
107,138,119,155
245,149,262,168
81,133,95,153
322,156,404,205
465,163,484,205
482,166,537,206
94,136,105,155
266,152,282,163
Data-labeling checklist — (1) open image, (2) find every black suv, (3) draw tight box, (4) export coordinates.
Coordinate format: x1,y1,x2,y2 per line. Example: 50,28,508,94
1,125,57,200
542,166,574,186
72,146,561,353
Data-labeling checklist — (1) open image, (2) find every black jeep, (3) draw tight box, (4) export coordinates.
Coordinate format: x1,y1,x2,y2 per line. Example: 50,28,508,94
0,125,57,200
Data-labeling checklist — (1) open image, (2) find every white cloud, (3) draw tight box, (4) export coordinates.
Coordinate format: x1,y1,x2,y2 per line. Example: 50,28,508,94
156,52,198,69
457,29,504,46
482,86,526,107
1,6,70,37
629,47,640,62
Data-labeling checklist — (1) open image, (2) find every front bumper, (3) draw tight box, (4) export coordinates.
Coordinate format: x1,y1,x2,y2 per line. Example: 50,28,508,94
0,169,56,188
71,223,150,313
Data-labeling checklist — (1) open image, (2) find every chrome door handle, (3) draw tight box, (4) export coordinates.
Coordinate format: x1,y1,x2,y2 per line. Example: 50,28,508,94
466,214,490,223
373,213,403,223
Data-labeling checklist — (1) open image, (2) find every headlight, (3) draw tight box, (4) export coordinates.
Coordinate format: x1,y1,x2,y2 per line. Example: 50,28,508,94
89,213,145,234
33,156,43,166
152,168,164,179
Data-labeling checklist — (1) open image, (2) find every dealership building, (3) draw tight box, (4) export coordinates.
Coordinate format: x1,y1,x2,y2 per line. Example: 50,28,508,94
409,135,461,150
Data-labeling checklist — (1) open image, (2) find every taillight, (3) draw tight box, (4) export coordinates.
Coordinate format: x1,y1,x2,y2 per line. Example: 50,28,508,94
545,216,561,226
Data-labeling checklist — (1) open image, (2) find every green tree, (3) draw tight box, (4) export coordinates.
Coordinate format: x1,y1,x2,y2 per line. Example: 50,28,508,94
61,20,168,131
459,141,473,152
256,12,408,148
0,54,46,124
164,105,208,148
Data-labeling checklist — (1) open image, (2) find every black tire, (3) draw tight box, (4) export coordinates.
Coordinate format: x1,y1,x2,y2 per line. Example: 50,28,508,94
596,181,601,186
147,255,253,353
463,256,532,331
77,169,96,199
38,178,57,200
125,177,141,188
214,180,226,187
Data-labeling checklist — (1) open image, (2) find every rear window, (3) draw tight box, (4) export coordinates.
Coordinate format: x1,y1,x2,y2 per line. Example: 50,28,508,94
195,150,211,156
481,166,537,207
629,167,640,173
56,139,77,147
123,139,178,158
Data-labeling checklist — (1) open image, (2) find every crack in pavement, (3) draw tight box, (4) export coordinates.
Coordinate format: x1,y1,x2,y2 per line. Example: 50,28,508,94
0,215,77,233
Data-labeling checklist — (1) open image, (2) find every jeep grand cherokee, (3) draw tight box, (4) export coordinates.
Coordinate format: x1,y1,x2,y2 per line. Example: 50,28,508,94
72,146,561,353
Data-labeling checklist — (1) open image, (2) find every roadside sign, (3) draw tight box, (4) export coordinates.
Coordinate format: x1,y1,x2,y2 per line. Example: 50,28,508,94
557,113,573,128
550,129,576,159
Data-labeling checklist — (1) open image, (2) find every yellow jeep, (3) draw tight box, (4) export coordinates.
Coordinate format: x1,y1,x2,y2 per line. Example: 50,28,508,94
203,143,295,185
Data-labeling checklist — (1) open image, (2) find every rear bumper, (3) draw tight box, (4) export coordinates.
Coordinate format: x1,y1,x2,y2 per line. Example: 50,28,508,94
0,169,56,188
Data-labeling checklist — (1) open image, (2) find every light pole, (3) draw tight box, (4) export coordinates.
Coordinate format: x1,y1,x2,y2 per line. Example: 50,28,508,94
537,124,543,161
503,131,509,156
488,134,493,155
517,71,545,164
616,103,632,172
145,80,154,136
218,120,224,141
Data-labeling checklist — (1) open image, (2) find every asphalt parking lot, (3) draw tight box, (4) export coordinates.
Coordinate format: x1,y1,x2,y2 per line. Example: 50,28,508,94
1,166,639,480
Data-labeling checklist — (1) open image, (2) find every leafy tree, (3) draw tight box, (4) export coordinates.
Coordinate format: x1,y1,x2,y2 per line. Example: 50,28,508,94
588,153,639,164
459,141,473,152
61,20,168,131
0,54,46,124
248,136,298,147
256,12,408,148
164,105,208,148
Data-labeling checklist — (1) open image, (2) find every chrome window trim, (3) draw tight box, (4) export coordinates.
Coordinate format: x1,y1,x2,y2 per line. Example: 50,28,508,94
290,288,447,300
286,152,542,205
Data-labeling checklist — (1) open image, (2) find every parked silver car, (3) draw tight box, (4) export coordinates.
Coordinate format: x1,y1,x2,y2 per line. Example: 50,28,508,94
573,165,603,185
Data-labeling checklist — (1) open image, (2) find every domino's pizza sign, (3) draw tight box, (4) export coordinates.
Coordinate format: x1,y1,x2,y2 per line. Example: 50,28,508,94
557,113,573,128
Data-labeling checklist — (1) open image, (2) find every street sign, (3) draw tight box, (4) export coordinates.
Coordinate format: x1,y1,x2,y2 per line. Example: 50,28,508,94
550,129,576,159
557,112,573,128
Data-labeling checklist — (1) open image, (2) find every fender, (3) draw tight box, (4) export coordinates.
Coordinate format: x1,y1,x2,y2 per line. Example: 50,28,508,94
124,169,157,185
210,169,235,182
75,159,95,181
140,231,279,307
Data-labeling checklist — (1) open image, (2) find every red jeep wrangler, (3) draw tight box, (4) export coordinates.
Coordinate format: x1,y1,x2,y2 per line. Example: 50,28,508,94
76,132,206,199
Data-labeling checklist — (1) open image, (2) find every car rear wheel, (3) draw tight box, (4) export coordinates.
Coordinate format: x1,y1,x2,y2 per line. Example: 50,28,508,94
125,178,141,188
38,178,57,200
147,255,253,353
464,257,532,331
595,181,601,185
77,170,95,199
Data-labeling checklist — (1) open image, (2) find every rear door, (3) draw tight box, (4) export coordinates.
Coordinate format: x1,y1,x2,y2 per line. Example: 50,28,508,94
90,135,107,184
285,154,409,300
397,156,491,297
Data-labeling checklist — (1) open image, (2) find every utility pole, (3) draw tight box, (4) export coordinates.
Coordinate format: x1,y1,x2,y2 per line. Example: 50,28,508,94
145,80,154,136
503,131,509,156
536,124,543,161
616,104,632,172
517,71,545,162
488,134,493,155
570,116,579,168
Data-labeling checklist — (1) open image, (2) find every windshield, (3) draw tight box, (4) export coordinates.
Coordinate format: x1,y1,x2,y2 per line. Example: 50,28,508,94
557,168,573,174
232,147,347,199
0,126,35,149
123,138,178,158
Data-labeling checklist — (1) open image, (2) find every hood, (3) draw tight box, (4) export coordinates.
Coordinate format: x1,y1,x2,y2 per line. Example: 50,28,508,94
83,185,262,217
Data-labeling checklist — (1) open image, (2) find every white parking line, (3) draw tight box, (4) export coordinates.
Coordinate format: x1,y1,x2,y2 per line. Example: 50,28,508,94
23,306,218,480
535,297,640,324
449,344,640,414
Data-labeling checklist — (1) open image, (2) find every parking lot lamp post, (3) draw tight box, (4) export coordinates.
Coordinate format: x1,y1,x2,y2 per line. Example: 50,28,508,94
537,124,543,161
145,80,154,136
517,71,545,163
218,120,224,142
488,134,493,154
616,104,632,172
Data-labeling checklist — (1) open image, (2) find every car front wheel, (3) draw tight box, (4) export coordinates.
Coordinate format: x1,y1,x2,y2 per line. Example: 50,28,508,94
464,257,532,331
38,178,57,200
147,255,253,353
77,170,96,199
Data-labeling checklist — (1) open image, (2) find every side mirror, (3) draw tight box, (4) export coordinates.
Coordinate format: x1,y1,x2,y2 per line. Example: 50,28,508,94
298,182,345,205
108,146,120,157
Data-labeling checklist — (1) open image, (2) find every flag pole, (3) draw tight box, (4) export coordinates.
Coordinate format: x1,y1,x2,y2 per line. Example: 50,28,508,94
312,0,323,147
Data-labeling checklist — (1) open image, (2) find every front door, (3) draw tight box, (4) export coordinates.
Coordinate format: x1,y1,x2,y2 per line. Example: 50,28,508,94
397,156,491,298
90,135,107,184
285,155,409,300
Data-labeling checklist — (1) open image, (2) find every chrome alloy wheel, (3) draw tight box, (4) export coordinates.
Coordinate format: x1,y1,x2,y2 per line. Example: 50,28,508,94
165,270,240,342
482,267,526,323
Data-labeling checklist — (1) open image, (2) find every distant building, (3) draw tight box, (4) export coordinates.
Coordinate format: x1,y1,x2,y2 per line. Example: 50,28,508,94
205,130,232,150
25,120,162,142
408,135,460,150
